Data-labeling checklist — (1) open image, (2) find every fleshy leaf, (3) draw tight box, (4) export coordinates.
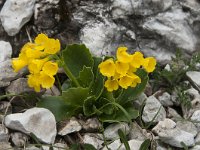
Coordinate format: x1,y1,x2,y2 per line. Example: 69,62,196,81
83,96,96,116
62,44,94,77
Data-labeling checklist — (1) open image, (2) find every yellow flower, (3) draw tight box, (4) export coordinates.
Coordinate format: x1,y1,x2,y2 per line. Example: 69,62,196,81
40,71,55,89
44,39,60,54
130,51,144,68
98,58,116,77
12,58,27,72
105,79,119,92
28,58,48,74
142,57,156,73
116,47,132,63
115,61,129,76
35,33,48,47
118,75,134,89
42,61,58,76
130,74,141,87
27,73,41,92
25,48,44,59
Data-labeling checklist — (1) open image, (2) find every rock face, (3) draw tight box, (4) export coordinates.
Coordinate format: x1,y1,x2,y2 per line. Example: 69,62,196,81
142,96,166,123
0,0,36,36
4,107,57,144
186,71,200,87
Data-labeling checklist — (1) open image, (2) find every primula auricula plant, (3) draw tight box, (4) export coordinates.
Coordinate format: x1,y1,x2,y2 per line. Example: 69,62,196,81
12,33,156,123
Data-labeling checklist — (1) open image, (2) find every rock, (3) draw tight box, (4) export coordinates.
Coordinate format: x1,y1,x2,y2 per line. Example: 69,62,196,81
6,78,33,94
0,0,36,36
195,132,200,144
0,41,12,63
0,125,9,142
102,139,121,150
167,107,182,121
11,132,29,147
80,118,102,132
26,146,40,150
53,143,69,150
58,117,82,136
43,85,60,96
181,0,200,14
127,139,144,150
134,93,147,108
0,101,12,115
104,122,130,140
191,110,200,129
4,107,57,144
153,119,195,148
190,145,200,150
176,121,198,137
186,71,200,87
83,133,104,150
128,122,150,141
158,92,173,107
0,142,12,150
143,8,197,53
142,96,166,123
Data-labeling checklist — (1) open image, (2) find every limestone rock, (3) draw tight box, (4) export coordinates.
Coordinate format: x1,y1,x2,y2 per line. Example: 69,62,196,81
79,118,102,132
142,96,166,123
191,110,200,129
0,0,36,36
83,133,104,150
186,71,200,87
0,41,12,63
0,125,9,142
11,132,29,147
4,107,57,144
158,92,173,107
176,121,198,137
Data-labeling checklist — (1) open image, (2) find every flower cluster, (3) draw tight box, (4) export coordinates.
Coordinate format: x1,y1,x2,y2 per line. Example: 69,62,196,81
98,47,156,92
12,33,60,92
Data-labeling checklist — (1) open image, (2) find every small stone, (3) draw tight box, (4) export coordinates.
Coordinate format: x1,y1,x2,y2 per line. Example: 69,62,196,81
4,107,57,144
0,101,12,114
0,0,36,36
104,122,130,140
191,110,200,129
142,96,166,123
80,118,102,132
158,92,173,107
58,117,82,136
11,132,29,147
190,145,200,150
83,133,104,150
0,142,12,150
0,41,12,63
6,78,33,94
186,71,200,87
26,146,40,150
0,125,9,142
127,139,144,150
195,132,200,144
43,85,60,96
102,139,121,150
134,93,147,108
176,121,198,137
53,143,69,150
167,107,182,121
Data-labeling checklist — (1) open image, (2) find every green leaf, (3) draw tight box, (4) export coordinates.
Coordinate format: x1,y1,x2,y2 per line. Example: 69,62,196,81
77,66,94,88
118,129,130,150
117,69,148,105
139,139,151,150
97,98,114,115
37,96,69,122
62,87,89,107
83,96,96,116
92,56,102,77
62,44,94,77
82,144,97,150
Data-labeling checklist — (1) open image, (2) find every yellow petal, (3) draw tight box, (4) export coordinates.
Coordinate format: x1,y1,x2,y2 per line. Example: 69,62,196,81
105,79,119,92
118,75,134,89
143,57,156,73
12,58,27,72
130,51,144,68
35,33,49,45
44,39,61,54
40,71,55,89
115,61,129,76
28,58,48,74
27,73,41,92
42,61,58,76
116,47,132,63
98,58,116,77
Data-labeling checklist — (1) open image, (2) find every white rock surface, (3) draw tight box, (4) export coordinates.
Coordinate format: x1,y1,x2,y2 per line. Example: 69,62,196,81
158,92,173,107
83,133,104,150
191,110,200,128
0,41,12,63
11,132,29,147
0,125,9,142
190,145,200,150
153,119,195,148
142,96,166,123
104,122,130,140
0,0,36,36
176,121,198,137
143,8,197,53
58,117,82,136
4,107,57,144
186,71,200,87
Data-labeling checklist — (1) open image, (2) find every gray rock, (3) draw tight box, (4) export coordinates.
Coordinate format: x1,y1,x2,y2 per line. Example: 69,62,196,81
43,85,60,96
104,122,130,140
80,118,102,132
0,0,36,36
4,107,57,144
153,119,195,148
0,142,12,150
11,132,29,147
83,133,104,150
190,145,200,150
158,92,173,107
167,107,182,121
186,71,200,87
176,121,198,137
6,78,33,94
142,96,166,123
26,146,40,150
53,143,69,150
191,110,200,128
143,8,197,53
181,0,200,14
0,125,9,142
127,139,144,150
0,101,12,115
0,41,12,63
195,132,200,144
134,93,147,108
58,117,82,136
102,139,121,150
